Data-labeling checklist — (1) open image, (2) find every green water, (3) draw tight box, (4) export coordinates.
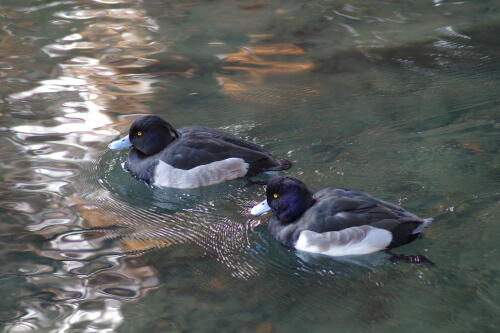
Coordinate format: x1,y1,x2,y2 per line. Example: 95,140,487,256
0,0,499,332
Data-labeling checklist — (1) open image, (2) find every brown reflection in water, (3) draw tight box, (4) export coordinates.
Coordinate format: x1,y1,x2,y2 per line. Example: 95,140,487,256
223,45,311,74
239,2,269,11
68,195,179,252
216,42,318,106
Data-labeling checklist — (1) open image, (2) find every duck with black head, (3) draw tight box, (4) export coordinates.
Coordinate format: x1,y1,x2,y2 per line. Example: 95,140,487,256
108,115,292,188
250,176,433,262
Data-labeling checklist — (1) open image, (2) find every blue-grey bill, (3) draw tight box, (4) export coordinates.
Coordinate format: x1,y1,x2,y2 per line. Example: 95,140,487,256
250,199,271,216
108,135,132,150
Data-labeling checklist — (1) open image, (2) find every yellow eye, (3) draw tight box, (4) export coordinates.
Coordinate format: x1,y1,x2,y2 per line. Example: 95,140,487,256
273,194,278,198
137,131,143,136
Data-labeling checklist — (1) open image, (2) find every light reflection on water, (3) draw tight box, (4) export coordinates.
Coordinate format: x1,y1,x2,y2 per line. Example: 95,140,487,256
0,0,499,332
3,0,167,331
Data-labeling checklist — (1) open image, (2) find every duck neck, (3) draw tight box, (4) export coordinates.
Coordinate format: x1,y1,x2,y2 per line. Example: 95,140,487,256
126,150,159,182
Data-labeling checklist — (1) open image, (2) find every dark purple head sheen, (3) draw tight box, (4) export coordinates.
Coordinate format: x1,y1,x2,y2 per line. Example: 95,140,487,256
265,176,315,224
129,115,179,156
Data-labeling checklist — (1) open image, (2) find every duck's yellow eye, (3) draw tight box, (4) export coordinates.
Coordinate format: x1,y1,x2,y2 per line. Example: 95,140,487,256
137,131,143,136
273,194,278,198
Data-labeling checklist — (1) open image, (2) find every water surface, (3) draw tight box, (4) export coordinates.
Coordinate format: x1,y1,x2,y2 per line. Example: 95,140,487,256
0,0,499,332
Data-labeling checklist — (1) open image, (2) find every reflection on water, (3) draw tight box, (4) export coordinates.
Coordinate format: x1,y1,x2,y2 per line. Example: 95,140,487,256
3,0,166,331
0,0,499,332
216,43,319,108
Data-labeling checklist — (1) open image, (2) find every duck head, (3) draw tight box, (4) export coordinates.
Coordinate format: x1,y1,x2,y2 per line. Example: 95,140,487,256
108,115,179,155
251,176,315,224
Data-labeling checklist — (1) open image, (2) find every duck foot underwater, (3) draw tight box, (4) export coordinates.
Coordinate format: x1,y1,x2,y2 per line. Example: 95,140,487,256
386,251,434,265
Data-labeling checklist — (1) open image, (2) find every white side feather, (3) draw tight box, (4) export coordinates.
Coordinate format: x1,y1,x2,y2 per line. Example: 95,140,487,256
295,225,393,257
153,158,249,188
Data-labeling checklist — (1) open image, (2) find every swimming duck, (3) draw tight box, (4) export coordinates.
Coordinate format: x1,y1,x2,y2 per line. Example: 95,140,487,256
108,115,291,188
250,176,433,257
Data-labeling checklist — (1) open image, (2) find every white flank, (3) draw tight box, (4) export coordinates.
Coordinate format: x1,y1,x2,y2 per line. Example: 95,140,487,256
295,225,393,257
153,158,249,189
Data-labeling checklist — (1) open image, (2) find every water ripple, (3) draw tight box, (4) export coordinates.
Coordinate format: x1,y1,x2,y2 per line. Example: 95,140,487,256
1,0,500,332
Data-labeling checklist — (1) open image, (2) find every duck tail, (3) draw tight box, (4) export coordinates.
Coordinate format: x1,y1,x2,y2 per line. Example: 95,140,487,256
279,158,292,170
412,218,434,234
260,158,292,173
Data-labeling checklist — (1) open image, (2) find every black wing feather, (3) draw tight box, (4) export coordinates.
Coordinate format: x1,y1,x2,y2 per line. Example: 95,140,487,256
160,128,290,174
